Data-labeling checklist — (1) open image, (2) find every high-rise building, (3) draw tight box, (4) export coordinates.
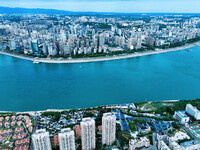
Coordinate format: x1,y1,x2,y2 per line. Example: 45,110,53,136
52,43,58,55
102,113,116,146
127,38,134,50
196,22,200,28
31,39,39,54
47,44,53,56
80,118,96,150
111,25,116,32
63,45,70,55
58,128,75,150
42,43,48,55
10,40,16,50
95,24,98,33
32,129,52,150
117,29,122,36
136,37,142,49
99,34,104,47
146,36,155,47
59,41,64,55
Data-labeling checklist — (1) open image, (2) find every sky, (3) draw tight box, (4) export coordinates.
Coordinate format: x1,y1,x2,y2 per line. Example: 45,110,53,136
0,0,200,13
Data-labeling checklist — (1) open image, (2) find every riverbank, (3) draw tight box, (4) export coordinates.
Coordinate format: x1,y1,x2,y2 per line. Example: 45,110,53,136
1,41,200,64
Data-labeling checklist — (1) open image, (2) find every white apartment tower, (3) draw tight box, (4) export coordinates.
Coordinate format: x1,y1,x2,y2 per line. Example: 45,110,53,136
185,104,200,120
102,113,116,146
80,118,96,150
32,129,52,150
58,128,75,150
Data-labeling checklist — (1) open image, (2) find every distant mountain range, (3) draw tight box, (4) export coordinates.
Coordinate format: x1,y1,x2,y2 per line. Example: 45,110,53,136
0,6,200,16
0,6,122,15
0,6,80,15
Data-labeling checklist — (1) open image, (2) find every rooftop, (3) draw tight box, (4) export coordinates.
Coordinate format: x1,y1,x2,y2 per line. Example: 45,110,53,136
181,140,200,147
177,111,188,118
61,128,71,133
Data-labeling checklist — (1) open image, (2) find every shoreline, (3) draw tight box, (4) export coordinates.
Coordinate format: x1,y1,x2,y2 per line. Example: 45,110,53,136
0,41,200,64
0,99,180,114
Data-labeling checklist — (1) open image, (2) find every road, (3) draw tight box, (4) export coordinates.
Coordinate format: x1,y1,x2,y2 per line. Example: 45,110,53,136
30,113,38,150
182,125,200,141
152,133,158,150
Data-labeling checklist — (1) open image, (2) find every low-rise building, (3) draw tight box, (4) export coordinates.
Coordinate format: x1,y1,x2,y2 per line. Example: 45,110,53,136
129,137,150,150
169,137,182,150
137,122,151,134
185,104,200,120
157,140,170,150
180,140,200,150
173,111,189,125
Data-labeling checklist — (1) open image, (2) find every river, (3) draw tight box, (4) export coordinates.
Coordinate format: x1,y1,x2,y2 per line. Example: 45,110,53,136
0,46,200,111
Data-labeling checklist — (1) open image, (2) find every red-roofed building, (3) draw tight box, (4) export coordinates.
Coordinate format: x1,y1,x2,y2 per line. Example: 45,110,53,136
28,126,33,133
98,125,102,133
17,121,22,126
17,133,22,140
53,135,59,145
23,144,29,150
12,115,16,121
15,127,23,133
17,115,23,120
5,116,10,121
11,121,16,126
15,138,30,146
13,134,17,140
0,117,3,122
75,125,81,136
0,135,4,142
4,122,10,128
8,129,12,133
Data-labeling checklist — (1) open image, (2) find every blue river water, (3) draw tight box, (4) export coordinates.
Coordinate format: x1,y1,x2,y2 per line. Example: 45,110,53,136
0,46,200,111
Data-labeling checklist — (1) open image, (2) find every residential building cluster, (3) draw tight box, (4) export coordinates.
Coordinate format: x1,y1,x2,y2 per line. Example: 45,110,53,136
1,15,200,58
156,132,200,150
37,110,85,136
32,112,116,150
2,102,200,149
0,114,33,150
32,102,200,150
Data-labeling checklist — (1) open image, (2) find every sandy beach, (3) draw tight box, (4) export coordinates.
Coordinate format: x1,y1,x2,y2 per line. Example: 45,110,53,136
1,41,200,64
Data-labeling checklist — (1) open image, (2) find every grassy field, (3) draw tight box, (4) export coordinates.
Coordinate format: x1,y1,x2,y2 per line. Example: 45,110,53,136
136,102,170,110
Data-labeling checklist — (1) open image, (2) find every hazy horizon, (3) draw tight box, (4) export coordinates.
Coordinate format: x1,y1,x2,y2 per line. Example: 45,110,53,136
0,0,200,13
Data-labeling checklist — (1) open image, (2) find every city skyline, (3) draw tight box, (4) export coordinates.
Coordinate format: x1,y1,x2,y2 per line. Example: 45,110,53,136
1,0,200,13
